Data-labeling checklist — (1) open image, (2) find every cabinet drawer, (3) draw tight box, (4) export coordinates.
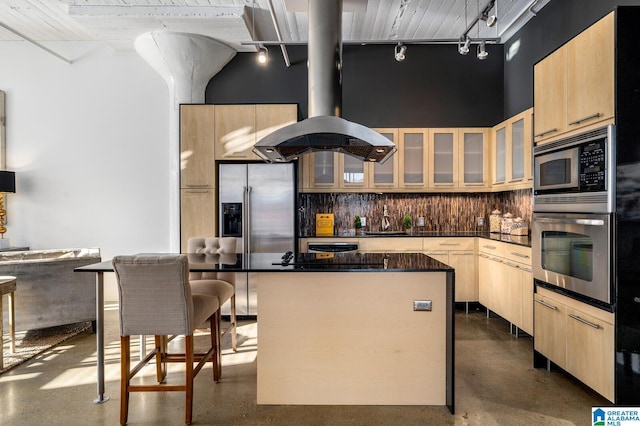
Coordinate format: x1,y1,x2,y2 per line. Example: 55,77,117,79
477,240,505,257
502,245,532,266
423,237,474,251
358,237,422,252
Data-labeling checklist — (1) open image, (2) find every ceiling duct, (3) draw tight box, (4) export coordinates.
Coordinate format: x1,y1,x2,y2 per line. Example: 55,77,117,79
253,0,396,163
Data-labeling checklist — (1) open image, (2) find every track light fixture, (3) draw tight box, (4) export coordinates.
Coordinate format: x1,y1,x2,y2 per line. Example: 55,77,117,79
257,44,268,64
458,36,471,55
477,40,488,60
394,43,407,62
481,12,497,27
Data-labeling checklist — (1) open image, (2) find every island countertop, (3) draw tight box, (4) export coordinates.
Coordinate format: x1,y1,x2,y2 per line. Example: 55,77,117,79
76,252,452,274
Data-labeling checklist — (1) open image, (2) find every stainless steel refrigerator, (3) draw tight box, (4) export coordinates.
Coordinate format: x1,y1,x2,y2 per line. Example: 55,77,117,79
218,163,295,315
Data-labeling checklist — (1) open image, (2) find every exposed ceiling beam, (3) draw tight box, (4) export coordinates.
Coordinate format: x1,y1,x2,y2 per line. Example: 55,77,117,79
67,4,245,19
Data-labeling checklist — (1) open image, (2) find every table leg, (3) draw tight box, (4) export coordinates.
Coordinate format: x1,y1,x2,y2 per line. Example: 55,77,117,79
94,271,109,404
8,291,14,353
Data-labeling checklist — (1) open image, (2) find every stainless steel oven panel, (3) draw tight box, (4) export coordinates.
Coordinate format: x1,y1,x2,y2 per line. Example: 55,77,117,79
532,212,611,304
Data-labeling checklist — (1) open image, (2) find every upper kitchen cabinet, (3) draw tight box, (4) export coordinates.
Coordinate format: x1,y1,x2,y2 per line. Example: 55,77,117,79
533,47,566,142
180,105,215,189
339,154,369,189
303,151,340,190
370,129,399,189
491,109,533,191
428,128,458,189
398,129,429,189
566,12,615,131
534,12,614,144
460,128,490,190
214,104,297,161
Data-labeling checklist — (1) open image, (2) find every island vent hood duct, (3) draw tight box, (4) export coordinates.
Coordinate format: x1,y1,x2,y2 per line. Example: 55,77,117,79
253,0,396,164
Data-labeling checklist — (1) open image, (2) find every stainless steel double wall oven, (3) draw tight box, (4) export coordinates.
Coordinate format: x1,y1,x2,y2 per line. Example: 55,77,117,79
532,125,615,309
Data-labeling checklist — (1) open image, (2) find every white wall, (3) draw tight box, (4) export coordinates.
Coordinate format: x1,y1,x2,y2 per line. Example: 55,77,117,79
0,41,171,299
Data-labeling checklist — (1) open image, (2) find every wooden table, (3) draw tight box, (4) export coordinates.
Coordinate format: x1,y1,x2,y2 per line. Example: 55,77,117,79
0,275,16,369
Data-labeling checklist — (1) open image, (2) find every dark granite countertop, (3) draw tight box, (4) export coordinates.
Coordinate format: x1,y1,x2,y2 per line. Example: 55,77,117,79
299,231,531,247
77,252,452,273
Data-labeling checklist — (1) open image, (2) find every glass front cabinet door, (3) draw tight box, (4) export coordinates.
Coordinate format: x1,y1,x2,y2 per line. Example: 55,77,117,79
399,129,428,189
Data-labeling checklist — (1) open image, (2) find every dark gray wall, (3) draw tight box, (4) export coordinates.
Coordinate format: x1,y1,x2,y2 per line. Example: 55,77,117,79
206,44,504,128
504,0,640,118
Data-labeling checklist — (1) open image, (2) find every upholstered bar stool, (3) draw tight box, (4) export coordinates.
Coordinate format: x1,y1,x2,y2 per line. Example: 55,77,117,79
0,276,17,369
187,237,237,353
113,254,222,425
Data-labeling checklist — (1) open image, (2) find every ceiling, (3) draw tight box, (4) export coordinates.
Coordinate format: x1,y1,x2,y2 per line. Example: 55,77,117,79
0,0,549,58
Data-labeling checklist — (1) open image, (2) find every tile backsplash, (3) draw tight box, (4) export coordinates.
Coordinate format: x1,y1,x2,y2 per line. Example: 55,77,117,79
298,190,532,235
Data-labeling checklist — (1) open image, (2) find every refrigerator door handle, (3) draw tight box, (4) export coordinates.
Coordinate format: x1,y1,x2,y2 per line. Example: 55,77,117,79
246,186,252,255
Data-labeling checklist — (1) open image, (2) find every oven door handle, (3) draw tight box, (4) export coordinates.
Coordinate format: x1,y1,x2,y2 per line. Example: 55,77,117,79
534,218,605,226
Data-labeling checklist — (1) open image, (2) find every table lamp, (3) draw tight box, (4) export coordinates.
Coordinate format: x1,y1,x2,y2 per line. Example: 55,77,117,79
0,170,16,241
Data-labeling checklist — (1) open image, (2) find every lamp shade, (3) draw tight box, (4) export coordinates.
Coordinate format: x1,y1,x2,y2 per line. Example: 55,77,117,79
0,171,15,193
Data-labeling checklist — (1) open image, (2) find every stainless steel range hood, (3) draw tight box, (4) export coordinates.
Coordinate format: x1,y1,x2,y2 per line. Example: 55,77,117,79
253,0,396,164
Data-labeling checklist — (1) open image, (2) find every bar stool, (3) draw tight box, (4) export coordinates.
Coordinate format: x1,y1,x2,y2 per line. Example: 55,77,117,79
0,275,17,369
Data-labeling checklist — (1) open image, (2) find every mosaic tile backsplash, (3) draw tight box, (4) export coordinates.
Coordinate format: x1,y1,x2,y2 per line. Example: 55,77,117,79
298,190,532,236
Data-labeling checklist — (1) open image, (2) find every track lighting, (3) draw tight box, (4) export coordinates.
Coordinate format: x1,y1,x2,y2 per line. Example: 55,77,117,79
477,40,488,60
481,12,497,27
458,36,471,55
257,44,268,64
394,43,407,62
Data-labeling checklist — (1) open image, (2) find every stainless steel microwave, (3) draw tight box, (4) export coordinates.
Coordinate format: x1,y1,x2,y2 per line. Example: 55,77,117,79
533,125,615,213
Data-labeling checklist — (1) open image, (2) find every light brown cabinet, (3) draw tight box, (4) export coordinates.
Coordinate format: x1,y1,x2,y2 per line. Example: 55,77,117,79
491,109,533,191
180,105,215,188
214,104,297,161
423,238,477,303
460,128,490,190
478,241,533,335
534,287,614,401
180,105,216,252
566,12,615,131
534,12,614,143
180,188,215,253
398,129,429,188
369,129,399,189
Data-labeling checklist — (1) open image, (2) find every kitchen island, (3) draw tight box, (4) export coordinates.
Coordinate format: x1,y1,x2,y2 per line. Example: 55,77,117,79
77,252,454,412
213,252,455,412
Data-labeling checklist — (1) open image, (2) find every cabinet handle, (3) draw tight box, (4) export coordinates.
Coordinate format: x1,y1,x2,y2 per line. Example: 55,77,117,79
534,128,558,138
439,243,461,246
504,261,520,268
521,267,532,272
482,245,497,250
568,314,601,329
185,189,209,193
534,299,558,310
510,252,530,259
478,253,490,258
508,178,524,183
451,252,474,256
493,258,504,263
433,183,455,187
184,184,209,188
463,183,485,187
426,251,448,255
568,112,601,126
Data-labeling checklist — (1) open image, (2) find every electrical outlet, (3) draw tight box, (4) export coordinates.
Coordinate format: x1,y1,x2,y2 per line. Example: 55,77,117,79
413,300,432,311
477,217,484,226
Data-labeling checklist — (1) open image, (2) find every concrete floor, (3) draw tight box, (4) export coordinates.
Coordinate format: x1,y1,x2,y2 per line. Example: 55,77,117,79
0,303,609,425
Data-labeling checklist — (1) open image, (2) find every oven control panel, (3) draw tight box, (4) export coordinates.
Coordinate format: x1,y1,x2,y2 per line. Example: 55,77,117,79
579,140,607,191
